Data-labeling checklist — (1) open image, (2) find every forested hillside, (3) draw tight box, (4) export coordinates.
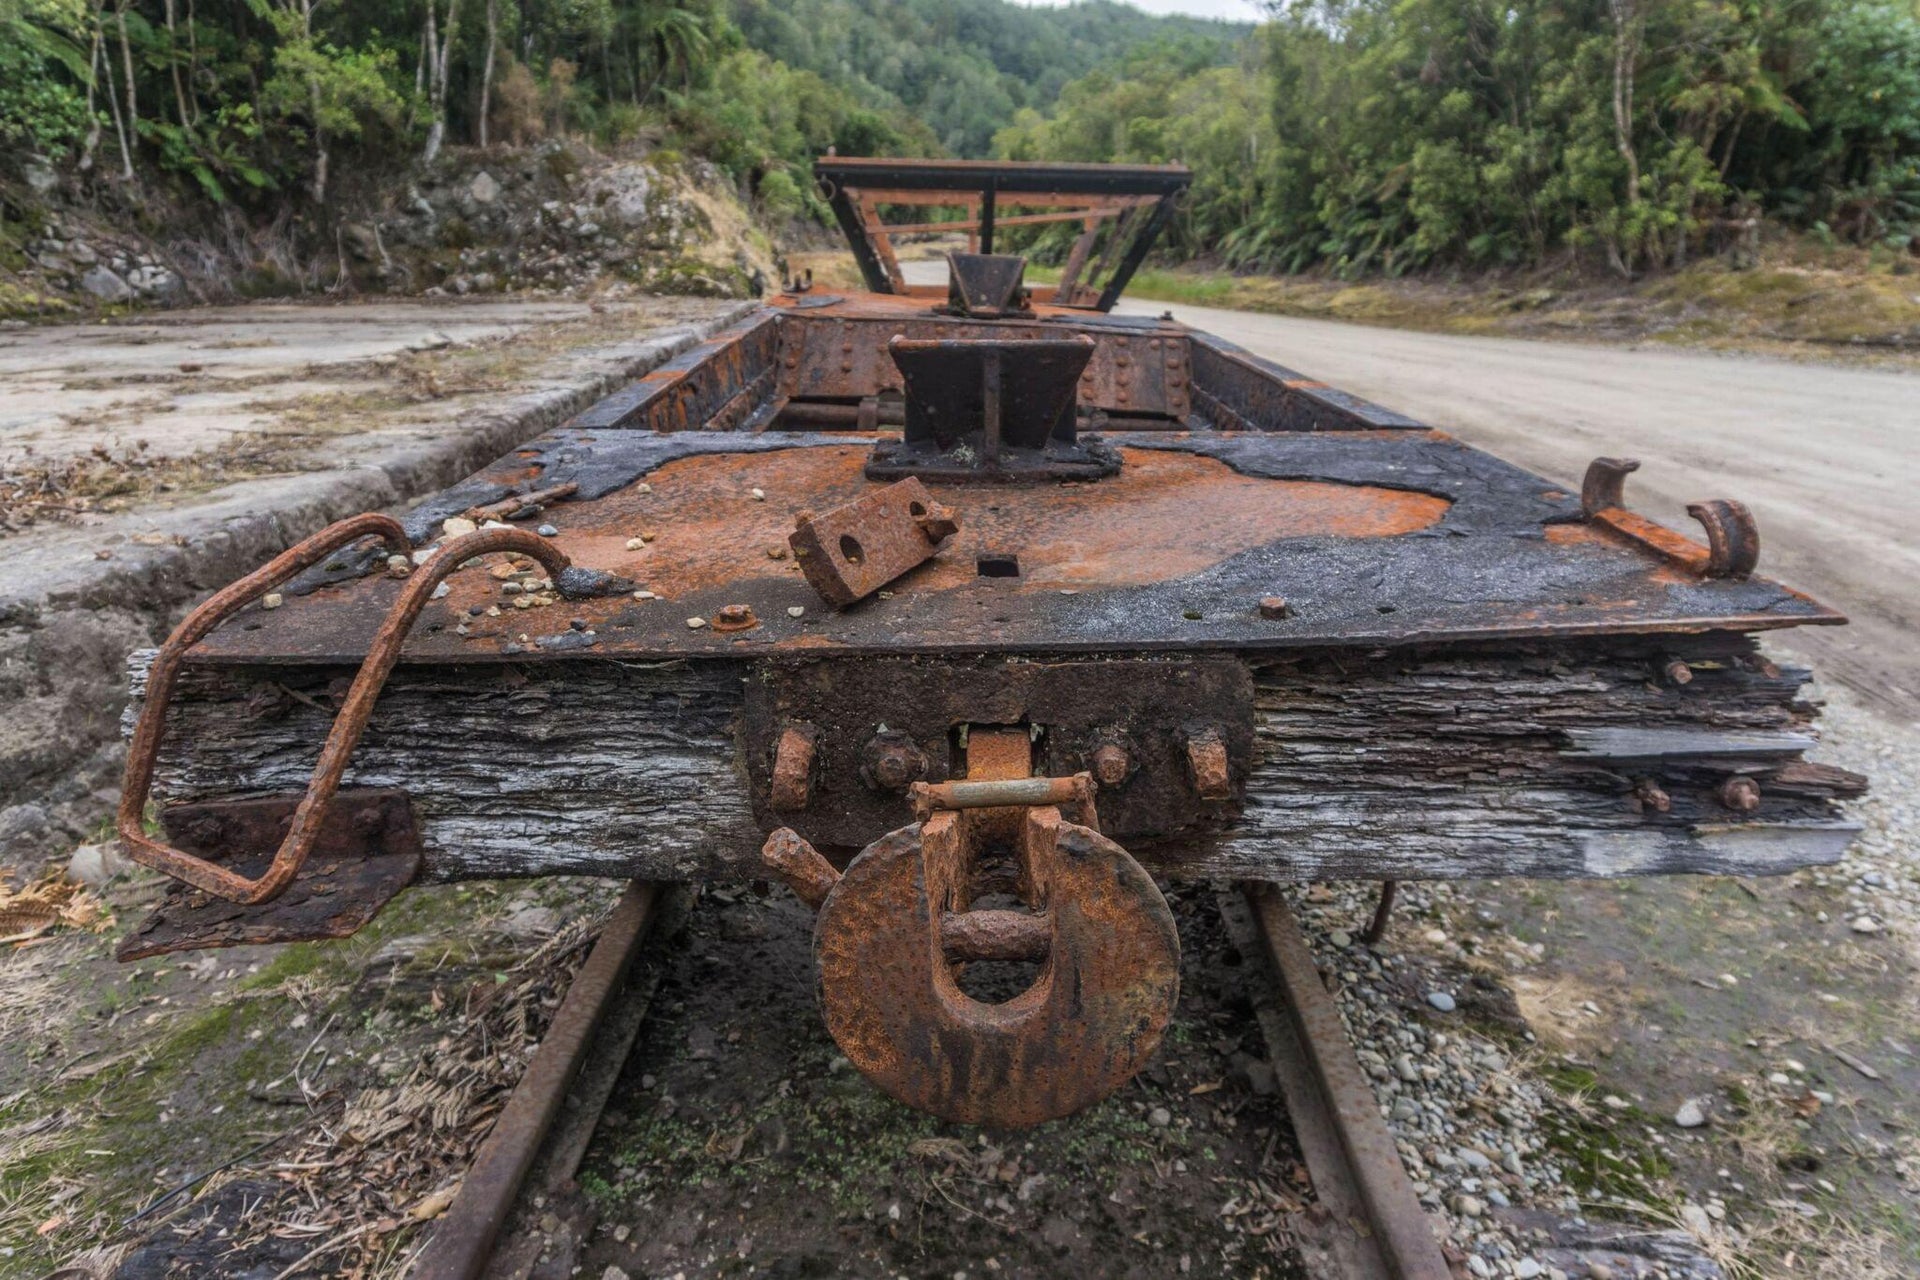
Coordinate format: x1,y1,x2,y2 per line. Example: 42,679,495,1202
0,0,1240,221
729,0,1246,157
998,1,1920,277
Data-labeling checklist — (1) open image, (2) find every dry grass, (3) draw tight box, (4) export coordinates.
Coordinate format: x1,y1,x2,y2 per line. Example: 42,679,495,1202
0,441,292,535
0,871,111,948
112,908,608,1278
1508,972,1620,1053
1733,1205,1909,1279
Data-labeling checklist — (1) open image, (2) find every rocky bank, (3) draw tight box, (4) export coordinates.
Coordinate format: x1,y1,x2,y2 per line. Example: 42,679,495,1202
1,142,776,321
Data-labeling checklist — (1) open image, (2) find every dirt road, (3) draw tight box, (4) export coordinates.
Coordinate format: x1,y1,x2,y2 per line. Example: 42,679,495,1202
1120,297,1920,719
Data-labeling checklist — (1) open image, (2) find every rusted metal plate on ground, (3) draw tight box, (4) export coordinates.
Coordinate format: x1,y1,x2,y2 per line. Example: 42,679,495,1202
790,478,958,606
116,790,421,961
814,809,1179,1127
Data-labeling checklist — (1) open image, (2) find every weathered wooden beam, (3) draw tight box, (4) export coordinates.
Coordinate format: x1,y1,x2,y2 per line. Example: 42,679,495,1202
1559,727,1817,760
128,640,1860,885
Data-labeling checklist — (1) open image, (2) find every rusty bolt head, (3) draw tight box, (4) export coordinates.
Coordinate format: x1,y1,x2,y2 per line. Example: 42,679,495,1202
711,603,759,632
770,724,817,812
1717,775,1762,812
1185,727,1232,801
1090,742,1132,788
1258,596,1292,621
861,731,929,792
1664,659,1694,686
1633,778,1672,813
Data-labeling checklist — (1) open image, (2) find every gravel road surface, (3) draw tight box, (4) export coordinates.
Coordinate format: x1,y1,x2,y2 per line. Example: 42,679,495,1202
1118,297,1919,721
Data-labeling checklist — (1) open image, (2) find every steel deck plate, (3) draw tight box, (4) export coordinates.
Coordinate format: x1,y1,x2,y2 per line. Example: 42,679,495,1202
187,425,1839,667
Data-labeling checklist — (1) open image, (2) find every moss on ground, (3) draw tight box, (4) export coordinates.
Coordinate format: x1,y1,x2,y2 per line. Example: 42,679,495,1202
0,875,578,1279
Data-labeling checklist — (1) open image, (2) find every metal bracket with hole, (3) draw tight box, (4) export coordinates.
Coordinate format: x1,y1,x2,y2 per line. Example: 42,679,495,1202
788,477,959,607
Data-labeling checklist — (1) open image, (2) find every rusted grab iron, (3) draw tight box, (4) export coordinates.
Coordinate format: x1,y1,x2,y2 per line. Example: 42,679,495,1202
1580,456,1760,579
121,517,576,904
762,752,1179,1128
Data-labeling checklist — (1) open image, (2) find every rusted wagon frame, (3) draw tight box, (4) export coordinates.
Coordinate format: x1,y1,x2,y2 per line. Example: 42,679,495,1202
121,520,577,903
118,158,1864,1136
814,157,1190,309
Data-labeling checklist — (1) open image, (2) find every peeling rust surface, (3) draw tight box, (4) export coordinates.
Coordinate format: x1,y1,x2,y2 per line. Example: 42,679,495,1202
116,790,421,961
769,724,817,812
174,291,1839,672
189,427,1834,666
1184,726,1232,801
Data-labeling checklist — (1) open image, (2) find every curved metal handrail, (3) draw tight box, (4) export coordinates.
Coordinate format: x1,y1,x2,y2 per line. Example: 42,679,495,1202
119,517,573,903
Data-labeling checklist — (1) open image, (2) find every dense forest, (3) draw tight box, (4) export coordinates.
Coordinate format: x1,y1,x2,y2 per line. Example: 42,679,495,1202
729,0,1245,157
998,1,1920,276
3,0,1916,280
0,0,1239,219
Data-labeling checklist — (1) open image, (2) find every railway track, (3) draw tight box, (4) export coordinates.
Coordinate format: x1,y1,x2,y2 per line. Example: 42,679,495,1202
404,881,1451,1280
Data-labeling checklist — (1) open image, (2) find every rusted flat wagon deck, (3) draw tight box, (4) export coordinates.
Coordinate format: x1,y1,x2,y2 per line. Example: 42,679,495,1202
117,161,1862,1150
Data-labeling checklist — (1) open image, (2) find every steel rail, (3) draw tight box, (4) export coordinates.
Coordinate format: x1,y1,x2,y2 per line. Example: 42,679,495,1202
409,875,1447,1280
1226,884,1453,1280
410,882,662,1280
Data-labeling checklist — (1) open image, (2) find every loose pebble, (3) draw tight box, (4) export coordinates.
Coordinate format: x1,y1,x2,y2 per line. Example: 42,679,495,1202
1674,1098,1708,1128
787,606,805,618
751,487,766,500
261,593,284,610
537,524,559,537
686,617,707,629
1427,990,1456,1013
442,516,477,537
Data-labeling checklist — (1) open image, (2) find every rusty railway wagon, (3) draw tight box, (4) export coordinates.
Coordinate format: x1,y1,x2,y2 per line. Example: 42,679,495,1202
119,159,1863,1134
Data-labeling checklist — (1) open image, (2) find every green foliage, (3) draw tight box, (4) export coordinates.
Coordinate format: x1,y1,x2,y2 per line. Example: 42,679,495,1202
729,0,1247,158
135,107,272,202
260,37,407,144
666,47,935,213
1000,0,1920,275
1,0,1229,230
0,0,94,161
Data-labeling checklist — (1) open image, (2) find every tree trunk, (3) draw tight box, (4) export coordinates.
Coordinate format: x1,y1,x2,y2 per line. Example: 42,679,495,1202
80,8,106,172
185,0,200,125
297,0,327,204
163,0,192,129
99,0,136,180
421,0,460,164
421,3,442,162
1608,0,1641,207
115,0,139,153
478,0,496,148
